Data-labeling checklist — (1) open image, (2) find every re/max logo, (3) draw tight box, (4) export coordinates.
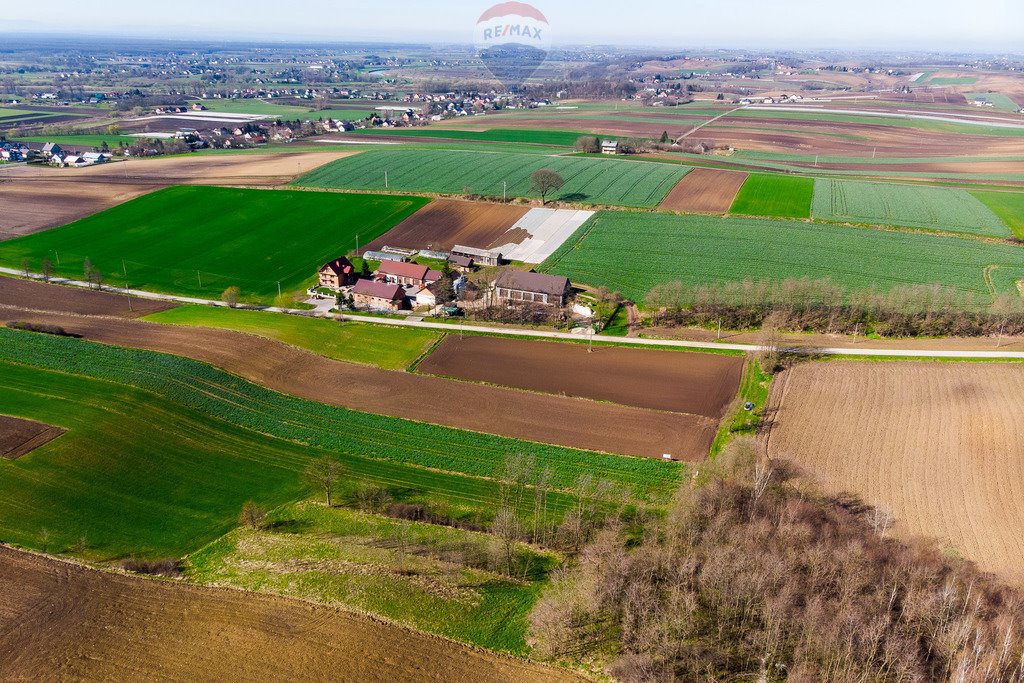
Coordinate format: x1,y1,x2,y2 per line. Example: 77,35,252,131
482,24,543,41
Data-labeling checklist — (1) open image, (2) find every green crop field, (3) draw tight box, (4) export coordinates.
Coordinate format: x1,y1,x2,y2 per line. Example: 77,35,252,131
0,329,679,558
295,148,691,207
811,179,1011,237
928,76,978,85
307,108,377,120
965,92,1022,112
20,134,139,148
189,502,557,653
729,174,814,218
971,190,1024,239
539,211,1024,303
193,98,312,117
144,305,440,370
0,186,427,304
351,127,587,146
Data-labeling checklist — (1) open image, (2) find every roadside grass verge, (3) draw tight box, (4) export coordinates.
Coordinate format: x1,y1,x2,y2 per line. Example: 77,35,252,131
710,357,772,456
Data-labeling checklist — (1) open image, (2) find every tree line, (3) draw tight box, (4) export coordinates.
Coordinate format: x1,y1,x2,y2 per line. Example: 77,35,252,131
645,278,1024,338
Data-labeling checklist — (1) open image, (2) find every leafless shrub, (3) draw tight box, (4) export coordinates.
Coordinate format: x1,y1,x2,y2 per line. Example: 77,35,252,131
121,557,182,577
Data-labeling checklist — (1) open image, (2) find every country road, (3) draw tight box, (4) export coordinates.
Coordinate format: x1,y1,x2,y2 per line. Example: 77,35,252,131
3,268,1023,360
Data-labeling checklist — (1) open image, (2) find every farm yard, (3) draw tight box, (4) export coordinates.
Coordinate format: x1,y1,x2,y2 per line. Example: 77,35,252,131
540,211,1024,303
659,168,748,213
417,335,742,418
729,174,815,218
0,547,578,682
0,328,682,557
0,186,427,303
295,148,691,207
810,178,1012,237
764,361,1024,585
362,198,530,252
0,303,716,460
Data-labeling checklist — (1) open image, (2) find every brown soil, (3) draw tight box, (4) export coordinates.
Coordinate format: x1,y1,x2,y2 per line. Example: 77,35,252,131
0,546,582,682
765,362,1024,585
417,335,742,418
0,285,716,460
0,416,65,459
658,168,748,213
0,152,350,240
363,199,529,253
0,276,175,318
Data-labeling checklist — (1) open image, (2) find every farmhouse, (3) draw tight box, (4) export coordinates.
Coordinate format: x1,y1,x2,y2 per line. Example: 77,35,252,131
452,244,501,267
352,279,405,311
317,257,357,289
494,269,572,307
601,140,619,155
377,260,441,287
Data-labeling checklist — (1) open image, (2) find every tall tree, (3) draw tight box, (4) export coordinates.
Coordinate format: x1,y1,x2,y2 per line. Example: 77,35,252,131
530,169,565,205
303,457,344,508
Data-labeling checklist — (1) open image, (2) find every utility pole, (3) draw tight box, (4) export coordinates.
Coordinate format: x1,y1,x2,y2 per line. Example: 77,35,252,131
276,281,282,298
125,283,133,312
355,233,359,256
54,251,60,266
503,180,507,202
384,169,388,189
122,259,127,277
717,318,722,341
197,271,203,288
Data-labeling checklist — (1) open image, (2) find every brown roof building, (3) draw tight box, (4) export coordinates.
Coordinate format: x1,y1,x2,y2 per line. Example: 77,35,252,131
352,279,406,311
318,257,356,289
494,269,571,307
377,260,442,288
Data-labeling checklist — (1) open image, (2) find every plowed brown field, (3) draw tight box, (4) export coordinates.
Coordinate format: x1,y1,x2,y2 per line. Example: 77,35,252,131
0,152,350,240
363,199,529,252
0,283,717,459
0,546,581,682
0,276,174,317
765,361,1024,584
417,335,741,418
0,416,64,460
658,168,748,213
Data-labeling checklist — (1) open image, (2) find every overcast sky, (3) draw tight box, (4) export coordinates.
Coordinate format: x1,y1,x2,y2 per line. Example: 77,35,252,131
5,0,1023,52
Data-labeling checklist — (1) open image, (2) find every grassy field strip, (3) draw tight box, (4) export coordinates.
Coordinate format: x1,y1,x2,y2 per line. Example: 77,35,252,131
349,128,586,146
188,502,556,653
0,186,427,304
728,107,1024,136
294,148,691,207
729,174,815,218
143,305,441,370
734,150,1024,164
811,179,1012,237
539,211,1024,303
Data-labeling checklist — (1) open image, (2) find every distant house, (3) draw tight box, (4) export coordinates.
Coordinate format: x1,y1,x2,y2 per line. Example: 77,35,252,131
81,152,109,164
376,260,441,288
494,269,571,307
41,142,63,159
451,244,501,267
448,254,475,273
352,279,406,311
318,257,357,289
601,140,619,155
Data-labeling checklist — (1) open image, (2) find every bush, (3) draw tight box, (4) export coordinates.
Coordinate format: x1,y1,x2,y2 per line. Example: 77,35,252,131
6,321,81,338
121,557,182,577
239,500,268,530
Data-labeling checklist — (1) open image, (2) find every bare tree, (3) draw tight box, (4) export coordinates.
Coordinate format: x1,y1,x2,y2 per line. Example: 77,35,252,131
239,500,268,529
20,258,30,277
221,286,241,308
41,258,53,283
530,168,565,205
303,457,344,507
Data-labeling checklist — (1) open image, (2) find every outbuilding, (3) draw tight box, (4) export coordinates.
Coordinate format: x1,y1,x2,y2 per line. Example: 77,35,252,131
352,279,406,311
494,269,571,307
376,260,441,288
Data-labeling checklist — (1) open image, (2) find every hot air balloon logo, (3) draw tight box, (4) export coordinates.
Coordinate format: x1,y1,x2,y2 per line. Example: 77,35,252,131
473,2,551,91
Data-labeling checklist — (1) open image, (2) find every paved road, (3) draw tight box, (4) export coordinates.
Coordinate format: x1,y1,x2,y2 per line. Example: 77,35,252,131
4,267,1024,360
